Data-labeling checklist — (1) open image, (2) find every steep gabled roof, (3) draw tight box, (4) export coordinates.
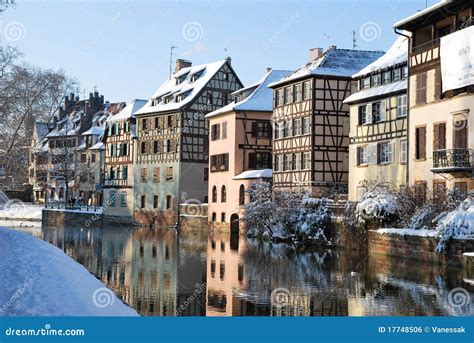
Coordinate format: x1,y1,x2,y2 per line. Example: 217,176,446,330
269,48,384,88
393,0,452,29
205,69,293,119
353,36,408,78
107,99,147,123
135,59,230,115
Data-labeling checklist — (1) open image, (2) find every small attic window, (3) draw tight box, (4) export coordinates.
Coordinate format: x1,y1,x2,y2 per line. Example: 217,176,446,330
190,69,204,82
164,96,173,104
176,90,191,102
175,72,189,85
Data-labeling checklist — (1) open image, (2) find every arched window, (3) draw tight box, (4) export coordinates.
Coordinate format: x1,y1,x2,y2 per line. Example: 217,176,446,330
221,185,227,203
212,186,217,203
239,185,245,205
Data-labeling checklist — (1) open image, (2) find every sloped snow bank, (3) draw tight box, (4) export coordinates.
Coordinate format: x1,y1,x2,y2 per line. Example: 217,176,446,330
0,227,138,316
0,201,43,221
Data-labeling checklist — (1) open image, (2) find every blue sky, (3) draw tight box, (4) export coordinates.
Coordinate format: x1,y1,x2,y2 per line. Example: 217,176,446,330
1,0,435,102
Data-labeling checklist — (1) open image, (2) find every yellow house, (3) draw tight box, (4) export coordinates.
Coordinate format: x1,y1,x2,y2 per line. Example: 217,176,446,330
394,0,474,201
345,37,408,201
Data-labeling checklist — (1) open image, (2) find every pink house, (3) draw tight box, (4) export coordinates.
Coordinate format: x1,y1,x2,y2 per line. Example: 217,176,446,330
205,69,293,231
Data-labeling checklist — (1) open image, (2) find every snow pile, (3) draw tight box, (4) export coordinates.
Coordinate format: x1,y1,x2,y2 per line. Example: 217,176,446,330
0,227,138,316
243,182,333,245
356,188,398,224
374,227,439,238
0,201,43,221
436,193,474,253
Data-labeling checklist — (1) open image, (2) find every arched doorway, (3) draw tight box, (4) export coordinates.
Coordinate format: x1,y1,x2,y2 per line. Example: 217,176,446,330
230,213,239,251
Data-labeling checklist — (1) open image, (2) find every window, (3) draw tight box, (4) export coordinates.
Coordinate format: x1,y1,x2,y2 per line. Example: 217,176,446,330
284,87,292,104
371,74,381,86
433,123,446,150
357,146,368,165
249,152,272,169
283,154,291,171
283,121,290,138
454,119,468,149
302,117,310,135
81,154,87,163
153,140,159,154
221,213,226,223
397,95,407,117
122,166,128,180
109,191,116,207
454,182,468,198
415,72,427,105
274,155,280,171
292,118,302,136
433,180,446,204
252,121,271,139
274,122,281,139
382,71,391,84
153,195,158,209
239,185,245,205
166,195,172,210
140,195,146,209
294,83,302,102
302,152,310,170
400,140,407,163
120,192,127,207
303,81,311,100
211,212,217,222
378,142,392,164
393,68,402,81
153,167,160,182
167,115,173,128
140,168,147,182
415,126,426,159
434,67,442,100
275,89,283,106
361,77,370,89
211,124,220,141
210,153,229,172
372,102,384,123
402,66,408,79
414,181,427,204
166,166,173,181
141,142,147,154
207,92,213,105
358,105,367,125
292,153,300,170
142,118,148,130
221,121,227,139
221,186,226,203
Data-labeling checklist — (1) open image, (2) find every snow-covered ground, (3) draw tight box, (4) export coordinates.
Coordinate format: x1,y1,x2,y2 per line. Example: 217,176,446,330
0,202,43,221
0,227,138,316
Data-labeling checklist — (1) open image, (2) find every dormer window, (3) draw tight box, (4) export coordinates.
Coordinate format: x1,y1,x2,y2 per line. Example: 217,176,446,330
371,74,381,87
382,71,391,84
190,69,204,82
361,77,370,89
175,72,189,85
176,90,191,102
164,96,173,104
393,68,401,81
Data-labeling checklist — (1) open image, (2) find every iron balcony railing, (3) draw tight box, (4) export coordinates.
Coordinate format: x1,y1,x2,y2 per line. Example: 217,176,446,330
412,38,440,54
103,178,130,187
432,149,473,171
45,202,103,213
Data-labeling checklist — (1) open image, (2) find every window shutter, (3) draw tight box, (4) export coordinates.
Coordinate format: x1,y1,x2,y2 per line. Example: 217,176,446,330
390,142,395,163
376,143,381,164
355,146,360,166
366,104,373,124
369,143,377,164
248,153,256,169
380,101,386,121
433,124,440,150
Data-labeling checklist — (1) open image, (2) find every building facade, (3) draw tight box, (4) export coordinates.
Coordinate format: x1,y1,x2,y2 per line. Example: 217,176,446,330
205,69,291,229
345,37,409,201
133,58,243,226
269,47,384,196
395,0,474,202
102,99,146,221
29,121,53,204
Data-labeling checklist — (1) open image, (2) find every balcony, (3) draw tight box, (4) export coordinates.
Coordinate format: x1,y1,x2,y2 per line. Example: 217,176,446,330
412,38,440,54
103,178,131,187
432,149,473,173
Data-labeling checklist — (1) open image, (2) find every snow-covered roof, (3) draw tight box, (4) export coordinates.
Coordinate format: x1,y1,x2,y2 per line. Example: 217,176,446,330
232,169,272,180
89,141,104,151
269,48,384,88
353,36,408,78
35,121,52,140
107,99,147,123
344,80,406,104
135,59,229,115
46,110,84,138
206,69,293,119
81,126,104,136
393,0,451,29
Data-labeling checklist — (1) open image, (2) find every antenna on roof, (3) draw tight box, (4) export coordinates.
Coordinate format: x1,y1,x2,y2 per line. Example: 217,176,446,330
169,45,178,79
352,30,359,49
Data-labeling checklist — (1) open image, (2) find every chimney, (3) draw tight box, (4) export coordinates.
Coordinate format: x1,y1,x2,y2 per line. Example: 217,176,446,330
225,56,232,66
175,59,192,72
309,48,323,61
327,45,337,50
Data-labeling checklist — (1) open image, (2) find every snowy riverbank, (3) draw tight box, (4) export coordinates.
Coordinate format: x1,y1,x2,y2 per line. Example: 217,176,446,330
0,202,43,221
0,227,138,316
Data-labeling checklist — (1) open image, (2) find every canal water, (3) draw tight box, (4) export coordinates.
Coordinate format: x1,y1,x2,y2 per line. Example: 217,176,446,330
4,222,474,316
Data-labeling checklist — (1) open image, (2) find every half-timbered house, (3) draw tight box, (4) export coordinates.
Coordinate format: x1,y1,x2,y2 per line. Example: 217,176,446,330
102,99,147,221
205,68,292,230
394,0,474,202
344,37,408,201
133,58,243,226
269,47,383,196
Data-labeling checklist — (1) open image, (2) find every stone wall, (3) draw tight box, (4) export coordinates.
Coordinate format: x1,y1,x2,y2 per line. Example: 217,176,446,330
42,209,102,228
368,230,474,265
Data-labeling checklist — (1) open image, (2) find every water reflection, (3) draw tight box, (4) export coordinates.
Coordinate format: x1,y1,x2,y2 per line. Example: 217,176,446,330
22,223,474,316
